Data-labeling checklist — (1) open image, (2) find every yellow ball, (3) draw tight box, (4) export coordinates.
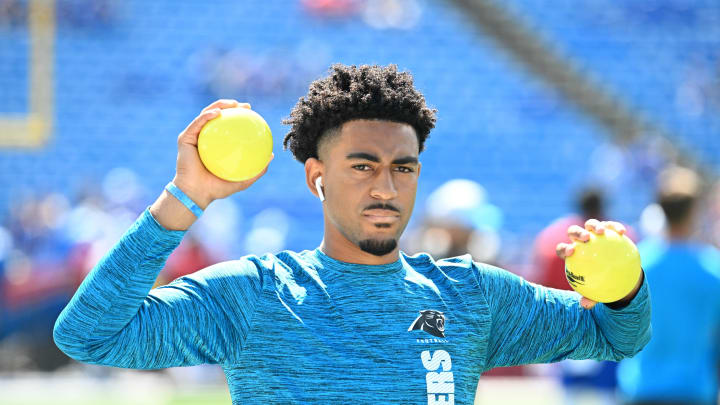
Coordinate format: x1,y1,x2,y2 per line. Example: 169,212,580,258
565,229,642,303
198,108,273,182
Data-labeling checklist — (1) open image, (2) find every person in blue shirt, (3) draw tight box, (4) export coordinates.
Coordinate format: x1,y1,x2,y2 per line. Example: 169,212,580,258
618,166,720,405
54,64,649,404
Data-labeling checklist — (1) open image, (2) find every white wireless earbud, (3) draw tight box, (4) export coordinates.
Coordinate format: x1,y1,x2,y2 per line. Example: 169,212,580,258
315,177,325,202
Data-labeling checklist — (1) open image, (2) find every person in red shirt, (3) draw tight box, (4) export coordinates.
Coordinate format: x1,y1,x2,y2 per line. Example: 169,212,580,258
533,188,606,289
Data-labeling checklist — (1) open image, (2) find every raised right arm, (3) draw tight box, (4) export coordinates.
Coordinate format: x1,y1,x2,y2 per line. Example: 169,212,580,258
53,209,264,368
53,99,272,368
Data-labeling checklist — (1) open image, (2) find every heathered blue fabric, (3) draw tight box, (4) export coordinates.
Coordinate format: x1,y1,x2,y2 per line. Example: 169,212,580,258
54,208,651,404
618,239,720,405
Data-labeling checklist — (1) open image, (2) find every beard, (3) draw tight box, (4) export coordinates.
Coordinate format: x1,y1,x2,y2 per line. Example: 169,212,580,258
358,238,398,256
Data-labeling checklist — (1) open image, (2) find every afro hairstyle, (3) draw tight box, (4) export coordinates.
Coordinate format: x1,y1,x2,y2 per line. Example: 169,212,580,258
283,64,437,163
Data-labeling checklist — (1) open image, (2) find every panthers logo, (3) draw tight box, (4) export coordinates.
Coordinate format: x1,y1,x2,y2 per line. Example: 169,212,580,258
408,310,446,338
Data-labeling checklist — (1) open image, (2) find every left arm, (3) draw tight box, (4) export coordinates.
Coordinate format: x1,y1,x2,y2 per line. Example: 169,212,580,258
478,264,650,371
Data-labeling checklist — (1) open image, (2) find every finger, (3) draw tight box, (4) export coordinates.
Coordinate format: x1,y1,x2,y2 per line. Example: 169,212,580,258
179,109,221,145
567,225,591,243
238,102,252,109
605,221,626,235
584,218,604,235
595,221,606,235
201,99,240,113
580,297,597,310
555,242,575,259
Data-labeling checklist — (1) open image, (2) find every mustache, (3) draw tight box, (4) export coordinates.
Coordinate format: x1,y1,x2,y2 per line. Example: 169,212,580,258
363,203,400,213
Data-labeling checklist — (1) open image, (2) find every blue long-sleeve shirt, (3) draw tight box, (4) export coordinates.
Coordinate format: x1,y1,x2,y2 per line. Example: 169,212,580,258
54,209,651,404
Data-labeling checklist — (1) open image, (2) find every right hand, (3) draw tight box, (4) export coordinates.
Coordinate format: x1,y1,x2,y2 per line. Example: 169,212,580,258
555,219,628,310
173,99,273,209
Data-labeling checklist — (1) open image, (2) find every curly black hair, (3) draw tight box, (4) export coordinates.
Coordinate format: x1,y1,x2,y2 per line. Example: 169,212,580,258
283,64,437,163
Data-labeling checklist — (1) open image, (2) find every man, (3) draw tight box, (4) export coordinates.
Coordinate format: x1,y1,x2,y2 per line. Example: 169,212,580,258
54,64,649,404
618,166,720,405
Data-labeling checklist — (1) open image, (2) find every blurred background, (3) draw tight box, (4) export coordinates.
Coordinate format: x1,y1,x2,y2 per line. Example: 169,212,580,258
1,0,719,404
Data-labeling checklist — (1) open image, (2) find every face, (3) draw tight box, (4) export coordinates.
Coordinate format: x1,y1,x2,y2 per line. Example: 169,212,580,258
308,119,421,257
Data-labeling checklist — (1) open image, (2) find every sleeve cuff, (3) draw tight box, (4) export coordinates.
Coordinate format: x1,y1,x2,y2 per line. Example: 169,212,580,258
132,207,187,245
603,272,648,311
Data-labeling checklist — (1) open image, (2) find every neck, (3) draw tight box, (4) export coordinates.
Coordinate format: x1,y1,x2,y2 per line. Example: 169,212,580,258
320,215,400,265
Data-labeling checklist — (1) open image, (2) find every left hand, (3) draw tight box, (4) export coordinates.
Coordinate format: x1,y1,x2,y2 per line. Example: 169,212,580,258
555,219,628,310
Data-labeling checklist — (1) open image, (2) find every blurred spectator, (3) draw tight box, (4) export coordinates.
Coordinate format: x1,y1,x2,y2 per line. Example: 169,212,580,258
532,187,607,290
362,0,421,30
0,223,12,330
700,179,720,250
301,0,361,18
618,166,720,405
405,179,503,265
57,0,118,28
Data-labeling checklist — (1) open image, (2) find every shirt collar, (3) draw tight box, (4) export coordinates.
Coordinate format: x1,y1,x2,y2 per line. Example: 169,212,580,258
310,248,405,276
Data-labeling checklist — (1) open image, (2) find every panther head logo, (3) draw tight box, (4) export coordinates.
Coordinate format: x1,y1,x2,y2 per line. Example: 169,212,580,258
408,310,446,338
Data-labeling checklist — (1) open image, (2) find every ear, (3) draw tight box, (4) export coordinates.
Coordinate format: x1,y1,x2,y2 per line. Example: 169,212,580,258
416,161,422,179
305,157,324,201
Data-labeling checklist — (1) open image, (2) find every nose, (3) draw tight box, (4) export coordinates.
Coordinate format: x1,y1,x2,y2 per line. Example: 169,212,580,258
369,168,398,200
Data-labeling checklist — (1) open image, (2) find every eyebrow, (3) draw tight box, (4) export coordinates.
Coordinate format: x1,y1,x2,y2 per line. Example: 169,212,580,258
346,152,419,165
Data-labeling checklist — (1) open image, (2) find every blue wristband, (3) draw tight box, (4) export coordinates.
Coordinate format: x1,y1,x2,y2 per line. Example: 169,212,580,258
165,182,204,218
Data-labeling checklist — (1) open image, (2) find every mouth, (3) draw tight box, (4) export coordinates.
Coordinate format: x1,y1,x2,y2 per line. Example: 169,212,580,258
362,209,400,224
